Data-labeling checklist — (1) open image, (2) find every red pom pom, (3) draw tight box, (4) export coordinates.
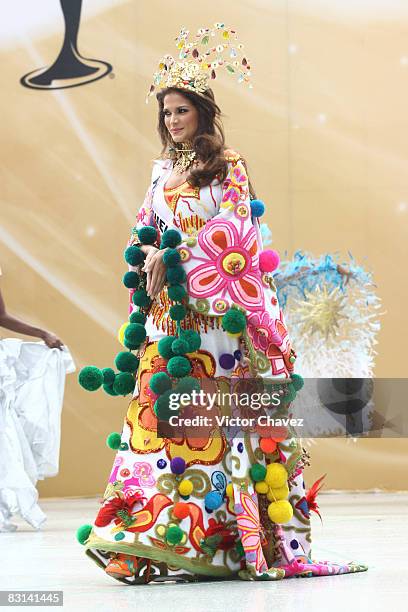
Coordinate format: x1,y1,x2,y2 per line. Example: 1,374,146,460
259,249,280,272
173,502,190,519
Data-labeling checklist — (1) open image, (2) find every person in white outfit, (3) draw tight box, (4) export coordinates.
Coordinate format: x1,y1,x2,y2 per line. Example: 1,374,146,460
0,267,74,531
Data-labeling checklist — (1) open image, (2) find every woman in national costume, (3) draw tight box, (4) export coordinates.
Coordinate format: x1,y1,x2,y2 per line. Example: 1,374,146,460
77,24,367,584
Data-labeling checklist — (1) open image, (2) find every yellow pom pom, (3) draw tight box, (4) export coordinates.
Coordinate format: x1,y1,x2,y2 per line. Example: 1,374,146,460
227,331,242,338
266,484,289,502
255,481,269,494
264,463,288,489
118,322,129,346
267,500,293,524
178,479,194,496
226,483,234,498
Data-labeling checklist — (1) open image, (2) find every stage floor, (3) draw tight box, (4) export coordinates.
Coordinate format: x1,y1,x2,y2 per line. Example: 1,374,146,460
0,492,406,611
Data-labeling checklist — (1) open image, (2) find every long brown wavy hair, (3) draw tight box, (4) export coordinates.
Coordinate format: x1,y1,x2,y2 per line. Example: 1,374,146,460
156,87,256,198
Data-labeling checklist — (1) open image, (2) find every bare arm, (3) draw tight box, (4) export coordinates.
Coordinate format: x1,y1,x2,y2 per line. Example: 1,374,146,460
0,287,63,349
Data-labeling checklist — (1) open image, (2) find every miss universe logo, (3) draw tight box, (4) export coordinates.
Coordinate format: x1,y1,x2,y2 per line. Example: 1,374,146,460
21,0,113,90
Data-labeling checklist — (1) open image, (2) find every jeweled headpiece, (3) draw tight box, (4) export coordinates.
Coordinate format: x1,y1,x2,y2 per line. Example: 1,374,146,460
146,23,253,103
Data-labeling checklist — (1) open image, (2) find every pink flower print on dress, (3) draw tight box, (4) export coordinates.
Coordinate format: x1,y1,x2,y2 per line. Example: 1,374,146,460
221,185,241,211
230,165,247,186
187,218,264,311
135,186,152,226
235,490,268,573
132,462,156,488
221,164,248,213
247,311,282,352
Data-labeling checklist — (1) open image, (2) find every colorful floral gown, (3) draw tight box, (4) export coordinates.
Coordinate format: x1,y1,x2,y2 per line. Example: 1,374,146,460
83,149,367,583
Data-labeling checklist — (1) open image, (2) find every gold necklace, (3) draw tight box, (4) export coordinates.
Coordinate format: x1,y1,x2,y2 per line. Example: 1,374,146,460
168,141,197,174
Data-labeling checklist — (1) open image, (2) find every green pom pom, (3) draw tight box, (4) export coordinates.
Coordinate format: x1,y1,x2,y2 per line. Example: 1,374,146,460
115,351,140,373
106,432,121,449
78,366,103,391
250,463,267,482
158,336,176,360
163,248,181,267
149,372,172,394
222,309,246,334
180,329,201,352
124,323,146,347
132,289,151,308
103,383,119,396
167,284,187,301
153,389,178,421
169,304,187,322
166,266,186,284
176,376,201,394
76,524,93,545
129,311,146,325
124,245,144,266
171,338,189,355
138,226,157,245
102,367,115,386
161,229,182,249
281,383,296,404
291,373,304,391
167,356,191,378
124,338,139,350
123,271,140,289
166,525,184,544
113,372,135,395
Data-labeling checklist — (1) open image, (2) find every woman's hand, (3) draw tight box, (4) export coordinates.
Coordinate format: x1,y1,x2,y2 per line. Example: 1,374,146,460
141,246,167,298
40,331,64,349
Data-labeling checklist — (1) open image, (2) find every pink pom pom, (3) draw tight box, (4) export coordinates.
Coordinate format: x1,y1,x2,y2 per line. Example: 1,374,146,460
259,249,280,272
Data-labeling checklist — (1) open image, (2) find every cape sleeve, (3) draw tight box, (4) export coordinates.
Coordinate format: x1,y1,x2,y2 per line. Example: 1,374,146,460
179,150,296,378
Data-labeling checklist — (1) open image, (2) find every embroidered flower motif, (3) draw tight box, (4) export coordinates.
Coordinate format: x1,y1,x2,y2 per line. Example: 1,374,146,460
178,247,191,262
235,203,249,220
135,187,152,226
221,185,240,210
212,298,229,313
231,165,247,186
235,491,268,573
247,311,282,352
221,161,248,211
132,462,156,487
188,218,264,311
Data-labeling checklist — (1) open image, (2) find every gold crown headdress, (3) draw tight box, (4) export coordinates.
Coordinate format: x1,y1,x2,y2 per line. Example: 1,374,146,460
146,23,253,103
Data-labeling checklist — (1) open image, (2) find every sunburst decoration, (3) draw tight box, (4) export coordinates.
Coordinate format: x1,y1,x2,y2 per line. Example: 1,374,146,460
273,249,383,378
293,285,348,340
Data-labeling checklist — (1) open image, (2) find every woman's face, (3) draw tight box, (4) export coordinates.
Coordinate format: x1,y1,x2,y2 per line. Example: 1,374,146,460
163,91,199,144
